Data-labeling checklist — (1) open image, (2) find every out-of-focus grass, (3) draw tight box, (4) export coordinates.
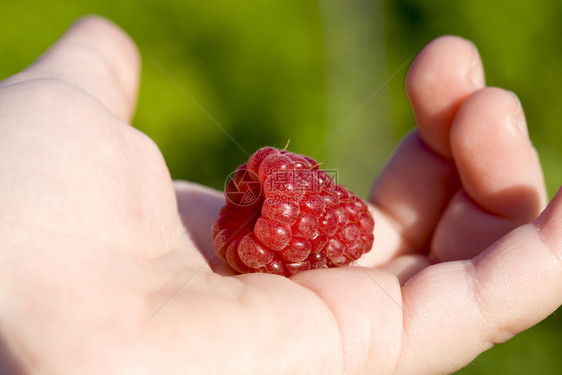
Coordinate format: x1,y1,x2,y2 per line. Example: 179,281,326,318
1,1,561,373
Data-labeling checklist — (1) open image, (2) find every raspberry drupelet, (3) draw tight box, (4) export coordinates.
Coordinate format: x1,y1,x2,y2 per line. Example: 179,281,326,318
212,147,375,276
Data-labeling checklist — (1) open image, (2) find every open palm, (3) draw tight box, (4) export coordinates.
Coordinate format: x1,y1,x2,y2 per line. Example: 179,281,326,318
1,17,560,375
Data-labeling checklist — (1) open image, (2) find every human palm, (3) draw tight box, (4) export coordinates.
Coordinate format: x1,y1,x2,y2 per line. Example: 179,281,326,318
1,17,560,375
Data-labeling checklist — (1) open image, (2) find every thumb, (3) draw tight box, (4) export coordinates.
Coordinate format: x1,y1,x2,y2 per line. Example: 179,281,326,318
1,16,140,123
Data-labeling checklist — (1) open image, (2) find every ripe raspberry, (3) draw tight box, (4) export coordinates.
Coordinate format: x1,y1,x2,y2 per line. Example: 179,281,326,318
212,147,374,276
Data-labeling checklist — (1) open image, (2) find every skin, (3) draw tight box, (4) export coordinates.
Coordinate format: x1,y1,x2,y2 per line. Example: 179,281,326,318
0,16,560,375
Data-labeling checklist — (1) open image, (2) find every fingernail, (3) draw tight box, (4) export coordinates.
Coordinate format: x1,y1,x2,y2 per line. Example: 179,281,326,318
510,91,529,139
466,42,485,87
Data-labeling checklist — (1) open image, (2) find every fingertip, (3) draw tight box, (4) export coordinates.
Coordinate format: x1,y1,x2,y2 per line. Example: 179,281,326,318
407,35,484,91
509,91,529,139
450,87,546,220
406,35,485,158
451,87,519,139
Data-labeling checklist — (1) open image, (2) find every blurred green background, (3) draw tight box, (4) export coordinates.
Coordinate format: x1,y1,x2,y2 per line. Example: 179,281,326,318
1,0,561,373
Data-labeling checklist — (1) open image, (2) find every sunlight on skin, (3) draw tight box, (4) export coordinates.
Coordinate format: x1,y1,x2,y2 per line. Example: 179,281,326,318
0,16,560,375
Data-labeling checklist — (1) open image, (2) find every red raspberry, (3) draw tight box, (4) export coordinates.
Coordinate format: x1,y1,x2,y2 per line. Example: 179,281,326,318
212,147,374,276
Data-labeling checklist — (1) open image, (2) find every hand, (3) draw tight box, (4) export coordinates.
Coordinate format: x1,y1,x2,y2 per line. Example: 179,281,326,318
0,16,560,375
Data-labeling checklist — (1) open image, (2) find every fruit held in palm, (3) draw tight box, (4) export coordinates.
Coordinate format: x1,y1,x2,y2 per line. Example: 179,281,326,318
212,147,374,276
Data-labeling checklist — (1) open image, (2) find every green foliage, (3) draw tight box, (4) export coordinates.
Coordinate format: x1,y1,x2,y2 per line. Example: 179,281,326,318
1,1,561,373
